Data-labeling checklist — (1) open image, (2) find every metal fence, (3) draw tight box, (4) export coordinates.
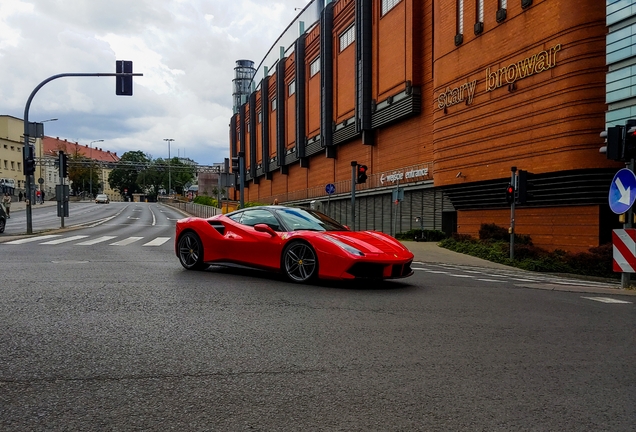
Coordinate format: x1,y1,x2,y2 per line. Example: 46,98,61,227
162,200,222,218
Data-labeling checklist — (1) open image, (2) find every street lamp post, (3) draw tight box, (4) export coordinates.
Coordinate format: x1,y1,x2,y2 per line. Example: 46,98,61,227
89,139,104,199
164,138,174,195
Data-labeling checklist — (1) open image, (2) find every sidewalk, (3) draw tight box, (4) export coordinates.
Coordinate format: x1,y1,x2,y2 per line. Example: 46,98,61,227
403,240,511,270
6,199,58,213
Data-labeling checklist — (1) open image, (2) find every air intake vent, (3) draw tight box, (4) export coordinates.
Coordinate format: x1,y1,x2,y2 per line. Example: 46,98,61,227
496,8,507,22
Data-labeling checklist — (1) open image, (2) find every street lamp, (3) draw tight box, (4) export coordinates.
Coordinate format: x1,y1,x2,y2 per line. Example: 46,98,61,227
164,138,174,195
89,139,104,199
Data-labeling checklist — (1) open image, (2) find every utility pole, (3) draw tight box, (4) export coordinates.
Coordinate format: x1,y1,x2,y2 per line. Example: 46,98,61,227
509,166,517,260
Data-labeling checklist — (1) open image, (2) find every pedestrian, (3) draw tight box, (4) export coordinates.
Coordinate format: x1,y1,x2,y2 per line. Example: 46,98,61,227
41,191,45,204
36,190,41,204
273,198,279,205
2,193,11,218
18,191,23,202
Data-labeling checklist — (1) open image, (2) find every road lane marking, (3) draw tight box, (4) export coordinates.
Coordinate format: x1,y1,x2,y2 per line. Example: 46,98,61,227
581,297,632,304
150,207,156,226
110,237,143,246
449,274,474,278
41,235,89,245
142,237,171,246
76,236,118,245
476,278,506,283
425,270,449,274
3,235,62,244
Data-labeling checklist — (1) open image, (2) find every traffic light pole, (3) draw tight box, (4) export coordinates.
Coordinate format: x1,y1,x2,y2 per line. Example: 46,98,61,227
351,161,357,230
510,166,517,260
622,158,635,288
22,71,142,234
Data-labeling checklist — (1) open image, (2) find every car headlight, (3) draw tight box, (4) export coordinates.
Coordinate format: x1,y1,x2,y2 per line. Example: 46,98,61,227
324,235,365,256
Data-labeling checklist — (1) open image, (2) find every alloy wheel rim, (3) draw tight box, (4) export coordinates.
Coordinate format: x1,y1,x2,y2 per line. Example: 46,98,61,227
285,243,316,281
179,234,200,268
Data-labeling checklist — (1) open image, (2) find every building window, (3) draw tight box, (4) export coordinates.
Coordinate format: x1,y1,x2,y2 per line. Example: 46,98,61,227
381,0,401,15
288,81,296,96
272,98,277,111
11,161,14,170
17,162,21,172
310,57,320,76
339,25,355,52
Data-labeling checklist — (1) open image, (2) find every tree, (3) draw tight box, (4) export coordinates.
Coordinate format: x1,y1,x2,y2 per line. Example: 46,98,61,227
108,151,150,200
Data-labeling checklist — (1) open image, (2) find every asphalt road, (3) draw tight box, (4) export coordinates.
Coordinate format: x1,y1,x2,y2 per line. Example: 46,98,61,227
0,203,634,431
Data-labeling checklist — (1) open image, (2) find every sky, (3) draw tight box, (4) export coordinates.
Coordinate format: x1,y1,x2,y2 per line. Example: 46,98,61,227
0,0,312,166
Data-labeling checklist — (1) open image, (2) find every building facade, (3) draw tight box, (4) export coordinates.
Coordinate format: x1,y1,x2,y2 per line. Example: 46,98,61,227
229,0,618,252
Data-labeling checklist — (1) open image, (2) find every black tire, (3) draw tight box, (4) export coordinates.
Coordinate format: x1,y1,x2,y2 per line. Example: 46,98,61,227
0,218,5,234
178,231,208,270
282,241,318,283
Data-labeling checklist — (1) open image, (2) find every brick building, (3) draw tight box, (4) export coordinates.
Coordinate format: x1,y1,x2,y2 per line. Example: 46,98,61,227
229,0,619,252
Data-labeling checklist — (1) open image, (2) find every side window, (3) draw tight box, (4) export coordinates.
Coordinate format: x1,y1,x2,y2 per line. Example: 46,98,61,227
241,209,282,231
227,212,243,223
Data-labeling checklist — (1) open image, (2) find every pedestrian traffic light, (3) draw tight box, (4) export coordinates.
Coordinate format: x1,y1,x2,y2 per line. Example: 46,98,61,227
356,164,368,184
23,146,35,175
516,170,534,204
505,183,515,204
116,60,133,96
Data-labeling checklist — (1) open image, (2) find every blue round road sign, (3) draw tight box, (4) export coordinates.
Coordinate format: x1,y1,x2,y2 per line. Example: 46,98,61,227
609,168,636,214
325,183,335,195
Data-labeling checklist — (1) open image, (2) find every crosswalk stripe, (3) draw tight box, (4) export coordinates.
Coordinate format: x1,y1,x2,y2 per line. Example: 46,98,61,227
110,236,143,246
3,235,62,244
143,237,171,246
40,235,89,245
76,236,118,245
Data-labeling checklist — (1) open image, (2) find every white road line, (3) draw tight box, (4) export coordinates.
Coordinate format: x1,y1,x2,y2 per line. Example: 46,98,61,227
511,278,540,282
413,268,427,271
76,236,118,245
41,235,89,245
476,278,506,283
449,274,474,278
143,237,171,246
110,237,143,246
150,207,156,226
425,270,449,274
128,217,140,220
3,235,62,244
581,297,632,304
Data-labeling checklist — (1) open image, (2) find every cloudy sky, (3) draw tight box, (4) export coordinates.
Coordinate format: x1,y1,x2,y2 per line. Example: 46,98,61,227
0,0,312,165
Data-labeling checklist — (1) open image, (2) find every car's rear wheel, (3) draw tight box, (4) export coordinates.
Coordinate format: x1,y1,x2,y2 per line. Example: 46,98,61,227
178,231,208,270
282,241,318,283
0,218,5,233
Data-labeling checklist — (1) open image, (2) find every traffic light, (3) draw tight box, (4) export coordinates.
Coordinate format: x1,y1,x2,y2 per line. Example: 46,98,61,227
59,151,68,178
625,119,636,159
231,156,240,173
601,126,624,161
505,183,515,204
356,164,368,184
23,146,35,175
116,60,133,96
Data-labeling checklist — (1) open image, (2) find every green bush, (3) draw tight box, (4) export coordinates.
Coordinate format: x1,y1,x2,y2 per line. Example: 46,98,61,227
396,229,447,241
439,233,615,279
479,223,533,245
193,196,218,207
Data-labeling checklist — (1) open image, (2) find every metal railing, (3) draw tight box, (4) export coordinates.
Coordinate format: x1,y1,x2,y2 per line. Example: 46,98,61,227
162,199,222,218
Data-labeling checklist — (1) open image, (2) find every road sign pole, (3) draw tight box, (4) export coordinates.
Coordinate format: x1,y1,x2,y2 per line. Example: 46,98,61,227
622,159,635,288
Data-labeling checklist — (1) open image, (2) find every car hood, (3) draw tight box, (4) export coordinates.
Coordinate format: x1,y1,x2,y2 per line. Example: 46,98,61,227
323,231,411,256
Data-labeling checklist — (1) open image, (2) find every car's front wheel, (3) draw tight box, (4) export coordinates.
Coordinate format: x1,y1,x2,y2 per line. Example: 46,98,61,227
178,231,208,270
282,241,318,283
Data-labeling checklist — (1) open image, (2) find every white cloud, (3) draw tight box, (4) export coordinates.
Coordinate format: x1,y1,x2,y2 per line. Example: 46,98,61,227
0,0,311,165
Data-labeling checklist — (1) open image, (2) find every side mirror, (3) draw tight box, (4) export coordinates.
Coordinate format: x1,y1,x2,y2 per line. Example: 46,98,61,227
254,223,276,236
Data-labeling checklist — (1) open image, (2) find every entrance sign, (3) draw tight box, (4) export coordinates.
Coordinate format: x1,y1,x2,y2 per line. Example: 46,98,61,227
609,168,636,214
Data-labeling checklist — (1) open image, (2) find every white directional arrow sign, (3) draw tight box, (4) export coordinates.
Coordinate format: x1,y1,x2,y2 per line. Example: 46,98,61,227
616,177,631,205
609,168,636,214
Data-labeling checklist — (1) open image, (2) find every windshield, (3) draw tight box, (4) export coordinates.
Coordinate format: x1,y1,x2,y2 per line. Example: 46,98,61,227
274,208,347,232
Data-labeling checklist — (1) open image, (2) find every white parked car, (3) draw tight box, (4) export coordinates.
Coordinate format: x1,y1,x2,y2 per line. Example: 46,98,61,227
95,194,110,204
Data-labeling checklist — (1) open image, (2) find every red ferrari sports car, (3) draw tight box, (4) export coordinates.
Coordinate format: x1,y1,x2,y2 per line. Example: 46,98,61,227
175,206,414,283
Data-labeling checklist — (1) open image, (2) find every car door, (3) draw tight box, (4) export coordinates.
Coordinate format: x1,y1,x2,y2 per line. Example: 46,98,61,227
230,208,285,269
